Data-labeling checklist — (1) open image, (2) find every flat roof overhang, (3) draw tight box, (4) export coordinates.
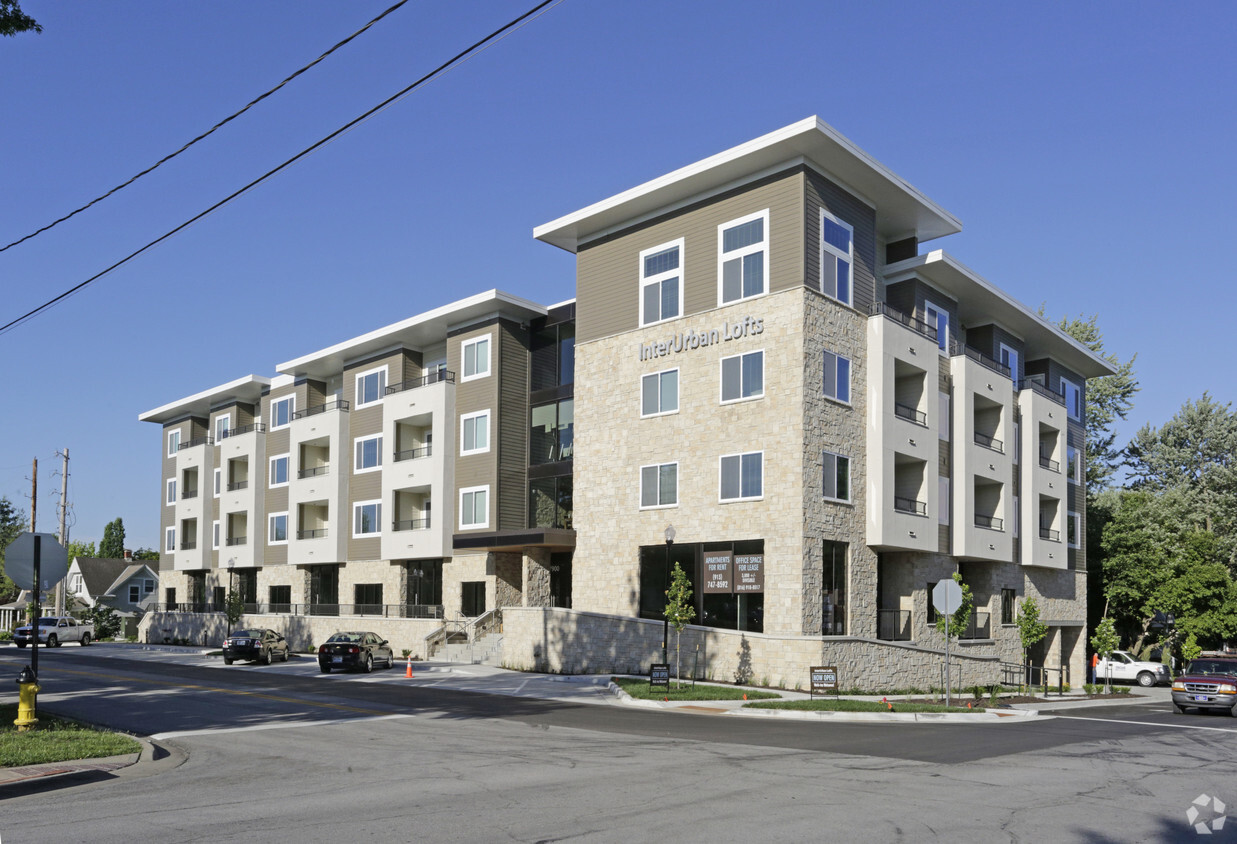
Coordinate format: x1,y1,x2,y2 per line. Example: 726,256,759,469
452,528,576,554
138,374,272,424
883,250,1117,379
534,116,962,253
277,289,548,382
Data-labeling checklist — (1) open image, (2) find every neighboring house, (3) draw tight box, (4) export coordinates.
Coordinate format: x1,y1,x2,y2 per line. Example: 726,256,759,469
66,556,160,614
0,590,33,632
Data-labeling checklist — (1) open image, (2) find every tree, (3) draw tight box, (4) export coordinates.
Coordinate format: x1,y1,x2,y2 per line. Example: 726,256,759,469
0,496,27,603
65,539,97,560
224,588,246,634
1182,632,1203,666
663,562,695,685
1091,616,1119,692
100,518,126,559
132,547,160,561
82,604,123,640
1015,597,1049,677
934,572,974,640
0,0,40,37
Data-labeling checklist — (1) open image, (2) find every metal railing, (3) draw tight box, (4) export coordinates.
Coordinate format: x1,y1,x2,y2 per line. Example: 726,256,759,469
1039,526,1060,541
178,435,213,450
894,402,927,425
960,609,991,640
218,423,266,441
975,514,1004,530
298,465,329,478
867,302,938,343
182,489,199,500
394,445,432,462
1039,453,1060,472
386,369,456,395
227,480,248,491
150,602,444,619
877,609,912,641
974,431,1004,452
292,399,350,420
893,496,927,515
951,343,1011,378
1000,661,1070,695
393,518,431,532
297,528,328,540
179,540,197,550
1019,378,1066,406
226,536,247,546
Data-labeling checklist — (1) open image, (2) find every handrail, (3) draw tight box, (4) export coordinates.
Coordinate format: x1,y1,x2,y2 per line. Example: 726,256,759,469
1039,454,1060,472
975,514,1004,530
1019,378,1066,406
893,496,927,516
298,465,329,478
974,431,1004,453
292,399,350,420
394,445,432,462
386,369,456,395
178,435,213,450
950,343,1011,379
894,402,927,426
1039,526,1060,541
867,302,938,343
393,518,431,531
227,480,249,491
218,423,266,440
297,528,328,539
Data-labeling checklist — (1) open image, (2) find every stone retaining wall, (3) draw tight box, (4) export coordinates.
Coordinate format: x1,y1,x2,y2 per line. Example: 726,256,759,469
138,611,442,657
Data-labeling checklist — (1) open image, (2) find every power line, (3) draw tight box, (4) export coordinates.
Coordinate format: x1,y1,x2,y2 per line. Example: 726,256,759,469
0,0,561,338
0,0,413,254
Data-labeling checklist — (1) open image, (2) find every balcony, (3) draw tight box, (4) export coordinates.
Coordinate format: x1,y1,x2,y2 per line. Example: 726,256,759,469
182,489,199,500
1039,525,1060,542
292,399,349,420
386,369,456,395
394,445,432,462
975,514,1004,531
179,540,197,550
894,402,927,426
893,496,927,516
297,528,328,540
227,480,249,491
950,343,1011,379
877,609,912,641
393,518,431,532
1039,452,1060,472
868,302,938,343
298,465,330,479
226,536,247,546
1019,378,1066,406
218,423,266,441
974,432,1004,453
178,435,213,450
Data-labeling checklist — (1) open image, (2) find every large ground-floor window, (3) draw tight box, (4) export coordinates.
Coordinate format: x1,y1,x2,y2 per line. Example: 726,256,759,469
638,539,764,633
823,540,847,635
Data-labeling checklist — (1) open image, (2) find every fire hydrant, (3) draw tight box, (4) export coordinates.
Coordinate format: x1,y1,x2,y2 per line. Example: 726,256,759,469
15,666,39,732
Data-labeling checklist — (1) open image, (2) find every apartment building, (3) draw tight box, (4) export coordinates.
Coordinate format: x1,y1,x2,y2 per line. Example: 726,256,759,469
141,117,1112,689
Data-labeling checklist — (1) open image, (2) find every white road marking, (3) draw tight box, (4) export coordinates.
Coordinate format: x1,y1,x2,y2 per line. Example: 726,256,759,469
1055,714,1237,734
151,713,413,740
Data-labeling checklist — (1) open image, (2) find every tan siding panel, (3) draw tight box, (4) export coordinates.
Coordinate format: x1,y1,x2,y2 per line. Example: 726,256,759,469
803,170,878,310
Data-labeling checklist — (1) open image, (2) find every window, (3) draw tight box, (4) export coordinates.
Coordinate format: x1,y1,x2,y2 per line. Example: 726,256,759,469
925,300,949,352
212,520,220,549
640,463,678,508
269,585,292,612
165,527,176,553
166,478,176,505
270,396,294,429
819,210,853,305
269,512,288,544
823,451,851,501
1001,589,1016,625
143,579,154,594
822,540,847,635
1061,378,1082,421
130,585,140,603
462,335,491,382
530,400,573,463
719,452,763,502
460,411,490,456
720,350,764,403
269,454,289,487
167,429,181,456
213,468,221,498
353,501,382,537
823,350,851,403
459,486,489,529
639,239,683,325
354,435,383,472
215,414,231,441
999,343,1019,380
355,366,387,408
718,210,768,304
641,369,679,417
355,584,383,614
1067,446,1081,484
1068,511,1081,549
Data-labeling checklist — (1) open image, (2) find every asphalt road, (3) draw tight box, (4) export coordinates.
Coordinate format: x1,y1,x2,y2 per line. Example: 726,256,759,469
2,646,1235,843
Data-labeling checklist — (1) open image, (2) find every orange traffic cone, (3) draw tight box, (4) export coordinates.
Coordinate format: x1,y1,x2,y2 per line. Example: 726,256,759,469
743,693,748,700
405,656,413,678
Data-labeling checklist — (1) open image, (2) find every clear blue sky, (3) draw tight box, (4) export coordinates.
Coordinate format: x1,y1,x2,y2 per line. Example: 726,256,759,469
1,1,1232,550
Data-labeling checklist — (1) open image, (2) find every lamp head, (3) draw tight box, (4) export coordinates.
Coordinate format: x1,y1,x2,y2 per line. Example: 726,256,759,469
665,525,676,543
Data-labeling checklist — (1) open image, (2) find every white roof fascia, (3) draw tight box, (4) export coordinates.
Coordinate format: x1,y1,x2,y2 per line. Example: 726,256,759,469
139,375,272,423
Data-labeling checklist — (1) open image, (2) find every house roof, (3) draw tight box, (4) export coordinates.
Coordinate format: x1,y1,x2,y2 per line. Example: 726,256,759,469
71,558,158,599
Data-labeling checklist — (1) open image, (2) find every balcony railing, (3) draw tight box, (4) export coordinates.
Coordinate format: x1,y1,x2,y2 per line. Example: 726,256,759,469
227,480,249,491
218,423,266,441
393,518,431,532
386,369,456,395
1039,525,1060,541
292,399,350,420
867,302,938,343
960,609,992,640
150,602,446,619
893,496,927,516
178,435,213,450
394,445,432,462
877,609,912,641
893,402,927,426
974,432,1004,453
226,536,247,546
182,489,199,500
950,343,1012,379
1019,378,1067,406
975,514,1004,531
298,465,329,479
297,528,328,540
1039,453,1060,472
179,540,197,550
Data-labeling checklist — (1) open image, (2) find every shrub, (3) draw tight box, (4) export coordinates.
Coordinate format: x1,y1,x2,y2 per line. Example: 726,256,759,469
0,630,11,641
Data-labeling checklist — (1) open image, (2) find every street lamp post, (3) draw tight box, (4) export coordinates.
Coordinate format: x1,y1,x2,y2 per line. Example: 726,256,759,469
663,525,675,666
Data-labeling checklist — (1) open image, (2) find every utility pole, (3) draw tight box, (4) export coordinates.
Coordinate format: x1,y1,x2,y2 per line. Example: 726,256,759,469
56,449,69,616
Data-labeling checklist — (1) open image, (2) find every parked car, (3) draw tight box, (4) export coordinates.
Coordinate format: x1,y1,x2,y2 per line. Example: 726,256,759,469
1094,650,1169,687
222,629,290,665
1172,656,1237,715
318,631,393,674
14,616,94,648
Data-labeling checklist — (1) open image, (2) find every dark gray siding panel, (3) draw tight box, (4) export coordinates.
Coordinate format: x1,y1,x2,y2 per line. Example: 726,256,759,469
803,169,878,311
497,319,529,531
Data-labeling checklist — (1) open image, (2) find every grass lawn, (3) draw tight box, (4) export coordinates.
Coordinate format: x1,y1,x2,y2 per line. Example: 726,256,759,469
612,677,780,701
745,698,983,714
0,704,141,768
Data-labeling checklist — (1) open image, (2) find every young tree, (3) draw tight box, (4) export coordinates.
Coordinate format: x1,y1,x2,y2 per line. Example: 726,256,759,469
1182,632,1203,666
1016,597,1049,682
664,562,695,685
934,572,974,640
100,518,126,559
1091,616,1119,692
82,604,123,640
224,588,246,635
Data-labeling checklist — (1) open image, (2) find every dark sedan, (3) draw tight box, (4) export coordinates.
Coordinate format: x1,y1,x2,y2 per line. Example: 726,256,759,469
222,629,290,665
318,631,394,674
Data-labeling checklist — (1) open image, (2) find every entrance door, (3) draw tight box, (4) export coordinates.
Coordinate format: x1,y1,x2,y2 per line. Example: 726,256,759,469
461,581,486,617
550,552,572,609
310,565,340,616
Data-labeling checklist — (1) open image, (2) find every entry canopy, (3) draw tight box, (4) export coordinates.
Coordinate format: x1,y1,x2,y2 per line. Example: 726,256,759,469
5,532,69,592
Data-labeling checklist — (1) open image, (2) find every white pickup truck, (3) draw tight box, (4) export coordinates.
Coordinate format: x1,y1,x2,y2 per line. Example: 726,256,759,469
1094,650,1169,687
13,616,94,648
